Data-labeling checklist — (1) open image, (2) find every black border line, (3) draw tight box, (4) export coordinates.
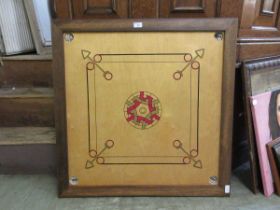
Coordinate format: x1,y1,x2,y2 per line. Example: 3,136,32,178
86,52,201,162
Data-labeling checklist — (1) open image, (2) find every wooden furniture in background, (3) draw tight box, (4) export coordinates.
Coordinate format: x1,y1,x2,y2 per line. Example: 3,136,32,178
0,55,55,174
51,0,280,60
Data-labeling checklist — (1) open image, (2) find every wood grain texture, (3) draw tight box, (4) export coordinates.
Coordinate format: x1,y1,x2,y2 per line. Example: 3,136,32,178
0,127,55,145
0,59,52,87
51,0,280,60
52,20,69,196
241,63,260,193
55,18,237,32
0,88,54,127
239,0,280,38
219,0,243,21
218,18,238,188
71,0,128,19
129,0,159,18
159,0,218,17
238,42,280,60
51,0,72,19
53,19,237,197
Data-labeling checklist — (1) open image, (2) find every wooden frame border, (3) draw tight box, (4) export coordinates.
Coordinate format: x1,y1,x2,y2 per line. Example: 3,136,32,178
242,55,280,193
24,0,52,55
266,138,280,196
52,18,237,197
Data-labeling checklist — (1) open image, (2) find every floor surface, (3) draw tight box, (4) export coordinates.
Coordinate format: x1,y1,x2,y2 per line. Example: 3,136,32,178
0,175,279,210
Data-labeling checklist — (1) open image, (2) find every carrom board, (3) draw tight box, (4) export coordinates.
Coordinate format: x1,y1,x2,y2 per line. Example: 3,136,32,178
53,19,237,197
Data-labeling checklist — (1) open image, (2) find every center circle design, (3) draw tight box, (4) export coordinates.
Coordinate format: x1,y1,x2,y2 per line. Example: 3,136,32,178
124,91,161,129
139,107,147,114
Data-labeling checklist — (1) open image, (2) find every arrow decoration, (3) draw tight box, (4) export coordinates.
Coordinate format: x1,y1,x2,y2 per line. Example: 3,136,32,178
173,48,205,80
81,49,113,80
195,48,205,58
173,139,202,169
81,49,92,60
85,140,115,169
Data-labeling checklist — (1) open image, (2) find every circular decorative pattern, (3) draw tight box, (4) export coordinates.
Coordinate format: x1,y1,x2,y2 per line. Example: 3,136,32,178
105,140,114,149
173,71,183,80
184,53,192,62
190,149,198,157
183,156,191,164
173,139,182,148
191,61,200,70
104,71,113,80
89,149,97,158
124,91,161,129
86,62,95,71
96,156,105,164
93,54,102,63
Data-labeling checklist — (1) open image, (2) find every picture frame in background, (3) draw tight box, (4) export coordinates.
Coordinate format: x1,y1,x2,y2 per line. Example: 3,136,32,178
273,141,280,172
242,56,280,194
0,0,34,55
24,0,52,55
267,138,280,196
250,90,280,197
53,19,237,197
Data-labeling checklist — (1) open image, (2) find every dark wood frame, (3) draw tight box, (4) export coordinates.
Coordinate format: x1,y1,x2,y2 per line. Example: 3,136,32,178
242,55,280,193
52,18,237,197
266,138,280,196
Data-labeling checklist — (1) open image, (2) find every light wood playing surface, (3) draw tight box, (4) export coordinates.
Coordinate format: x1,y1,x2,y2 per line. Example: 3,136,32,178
64,32,224,186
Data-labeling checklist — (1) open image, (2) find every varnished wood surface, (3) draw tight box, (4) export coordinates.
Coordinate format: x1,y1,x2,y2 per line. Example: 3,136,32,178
71,0,128,19
241,63,260,193
53,19,237,196
238,42,280,60
51,0,280,61
159,0,219,18
55,18,237,31
52,19,69,197
220,0,243,21
239,0,280,38
130,0,158,18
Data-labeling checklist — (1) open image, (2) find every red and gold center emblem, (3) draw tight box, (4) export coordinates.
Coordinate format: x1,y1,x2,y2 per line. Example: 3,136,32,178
124,91,161,129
